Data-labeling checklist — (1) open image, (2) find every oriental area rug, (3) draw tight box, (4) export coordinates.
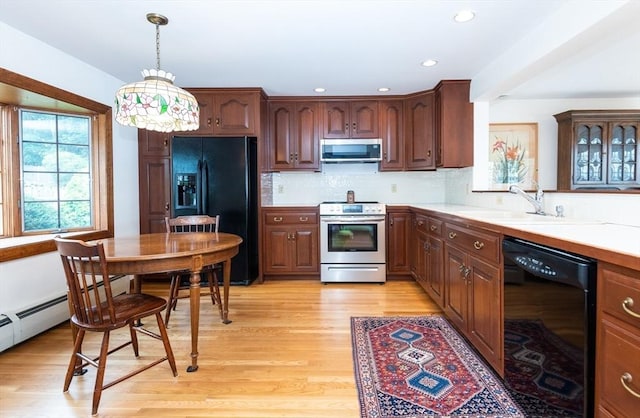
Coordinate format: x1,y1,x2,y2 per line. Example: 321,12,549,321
351,316,524,418
504,319,584,417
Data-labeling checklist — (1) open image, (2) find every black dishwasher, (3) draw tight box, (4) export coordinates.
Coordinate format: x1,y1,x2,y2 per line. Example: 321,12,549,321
502,237,596,418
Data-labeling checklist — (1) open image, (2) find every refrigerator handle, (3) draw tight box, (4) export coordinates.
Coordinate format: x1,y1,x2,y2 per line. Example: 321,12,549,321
197,159,203,215
202,160,209,214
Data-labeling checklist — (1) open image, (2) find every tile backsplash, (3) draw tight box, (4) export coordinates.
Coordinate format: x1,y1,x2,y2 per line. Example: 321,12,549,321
263,163,447,206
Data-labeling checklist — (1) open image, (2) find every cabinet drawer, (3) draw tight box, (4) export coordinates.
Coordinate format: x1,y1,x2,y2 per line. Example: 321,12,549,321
444,222,499,263
264,212,318,225
600,265,640,329
598,318,640,417
414,214,429,233
427,217,443,237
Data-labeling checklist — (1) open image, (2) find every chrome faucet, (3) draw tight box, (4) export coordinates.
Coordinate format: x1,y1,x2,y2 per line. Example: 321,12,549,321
509,183,545,215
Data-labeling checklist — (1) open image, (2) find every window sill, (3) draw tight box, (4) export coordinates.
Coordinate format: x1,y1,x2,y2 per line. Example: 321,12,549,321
0,230,112,262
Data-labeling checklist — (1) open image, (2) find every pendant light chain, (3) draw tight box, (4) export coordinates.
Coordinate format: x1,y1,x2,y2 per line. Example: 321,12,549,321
155,21,161,72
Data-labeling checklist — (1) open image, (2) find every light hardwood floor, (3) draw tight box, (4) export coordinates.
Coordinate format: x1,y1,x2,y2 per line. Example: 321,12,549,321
0,279,441,417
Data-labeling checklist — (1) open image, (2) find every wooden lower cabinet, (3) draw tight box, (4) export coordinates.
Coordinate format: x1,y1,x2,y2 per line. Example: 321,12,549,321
262,208,319,276
443,221,502,374
596,262,640,417
387,210,412,275
410,213,444,307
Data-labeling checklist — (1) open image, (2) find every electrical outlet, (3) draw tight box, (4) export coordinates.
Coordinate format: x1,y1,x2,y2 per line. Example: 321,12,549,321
391,184,397,193
277,185,284,194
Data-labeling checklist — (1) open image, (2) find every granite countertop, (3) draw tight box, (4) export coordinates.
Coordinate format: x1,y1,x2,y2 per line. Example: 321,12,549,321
398,203,640,270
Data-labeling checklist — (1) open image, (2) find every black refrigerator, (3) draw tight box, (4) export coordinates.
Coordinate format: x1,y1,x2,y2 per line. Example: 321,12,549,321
171,136,258,285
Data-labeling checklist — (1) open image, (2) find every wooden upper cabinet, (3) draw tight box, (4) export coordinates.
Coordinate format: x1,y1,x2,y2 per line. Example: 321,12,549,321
435,80,473,168
138,129,171,157
379,100,404,171
178,89,261,136
405,91,435,170
554,110,640,191
268,101,320,171
322,100,379,138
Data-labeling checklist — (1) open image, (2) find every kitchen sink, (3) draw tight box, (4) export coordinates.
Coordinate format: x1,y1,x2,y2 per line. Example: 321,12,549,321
452,209,600,225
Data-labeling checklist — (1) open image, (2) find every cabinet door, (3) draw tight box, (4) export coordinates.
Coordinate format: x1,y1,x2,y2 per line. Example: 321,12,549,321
269,102,295,170
139,130,171,157
189,93,216,135
414,230,428,288
213,92,258,136
387,212,411,274
435,80,473,168
444,244,467,330
263,226,292,273
405,92,435,170
294,102,320,170
608,121,638,185
426,235,444,307
139,157,171,234
291,227,319,272
350,100,379,138
323,101,350,138
573,121,606,186
379,100,404,170
467,255,502,374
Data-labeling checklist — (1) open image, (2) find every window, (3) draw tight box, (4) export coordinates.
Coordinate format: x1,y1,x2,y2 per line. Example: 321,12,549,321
0,67,114,261
20,110,93,233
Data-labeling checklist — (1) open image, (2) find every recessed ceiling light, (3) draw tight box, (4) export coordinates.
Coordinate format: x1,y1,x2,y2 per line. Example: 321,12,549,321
378,87,390,92
314,87,326,93
421,59,438,67
454,10,475,23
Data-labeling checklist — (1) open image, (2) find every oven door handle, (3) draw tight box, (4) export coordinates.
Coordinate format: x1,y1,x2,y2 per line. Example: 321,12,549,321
320,216,386,223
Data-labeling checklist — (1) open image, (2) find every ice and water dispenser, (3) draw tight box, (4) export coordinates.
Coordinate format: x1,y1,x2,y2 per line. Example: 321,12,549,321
175,173,197,209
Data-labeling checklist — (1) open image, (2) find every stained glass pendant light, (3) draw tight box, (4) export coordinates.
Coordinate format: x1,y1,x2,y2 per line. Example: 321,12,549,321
115,13,199,132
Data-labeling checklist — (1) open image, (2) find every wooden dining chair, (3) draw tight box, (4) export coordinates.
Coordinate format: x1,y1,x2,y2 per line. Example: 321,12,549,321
164,215,223,325
54,237,178,416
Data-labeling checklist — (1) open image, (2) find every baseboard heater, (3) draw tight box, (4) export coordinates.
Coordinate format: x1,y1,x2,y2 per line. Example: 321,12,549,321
0,274,130,352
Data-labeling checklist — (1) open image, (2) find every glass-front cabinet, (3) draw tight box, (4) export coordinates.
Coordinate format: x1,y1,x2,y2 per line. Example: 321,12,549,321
555,110,639,191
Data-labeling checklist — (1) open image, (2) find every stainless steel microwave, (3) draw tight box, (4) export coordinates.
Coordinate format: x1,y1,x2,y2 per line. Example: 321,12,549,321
320,138,382,163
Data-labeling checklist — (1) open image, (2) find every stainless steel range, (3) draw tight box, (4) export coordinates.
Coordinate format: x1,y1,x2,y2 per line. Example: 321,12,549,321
319,202,386,283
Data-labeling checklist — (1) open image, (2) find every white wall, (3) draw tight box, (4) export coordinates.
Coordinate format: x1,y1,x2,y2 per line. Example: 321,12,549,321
0,22,139,314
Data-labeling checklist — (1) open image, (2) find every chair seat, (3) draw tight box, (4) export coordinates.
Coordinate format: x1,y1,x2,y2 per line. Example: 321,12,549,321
73,294,168,330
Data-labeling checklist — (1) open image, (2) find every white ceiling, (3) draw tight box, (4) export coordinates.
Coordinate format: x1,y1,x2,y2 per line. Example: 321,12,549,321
1,0,639,101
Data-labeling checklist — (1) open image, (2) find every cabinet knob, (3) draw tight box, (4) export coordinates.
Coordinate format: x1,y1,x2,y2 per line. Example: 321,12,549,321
273,216,283,222
206,118,212,127
427,150,432,157
299,216,308,222
215,118,220,127
290,153,294,161
473,241,485,250
448,232,457,239
417,220,424,226
389,219,394,226
621,373,640,398
622,297,640,319
352,122,356,130
295,153,298,161
430,225,437,231
165,203,170,211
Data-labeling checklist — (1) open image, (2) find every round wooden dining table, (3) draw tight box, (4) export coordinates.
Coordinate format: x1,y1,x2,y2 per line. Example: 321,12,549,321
94,232,242,372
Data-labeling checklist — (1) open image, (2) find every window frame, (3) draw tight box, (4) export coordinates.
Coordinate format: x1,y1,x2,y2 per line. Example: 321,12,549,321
0,67,113,262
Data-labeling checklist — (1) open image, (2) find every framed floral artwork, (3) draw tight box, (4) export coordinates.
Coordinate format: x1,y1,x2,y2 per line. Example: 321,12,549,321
488,123,538,191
